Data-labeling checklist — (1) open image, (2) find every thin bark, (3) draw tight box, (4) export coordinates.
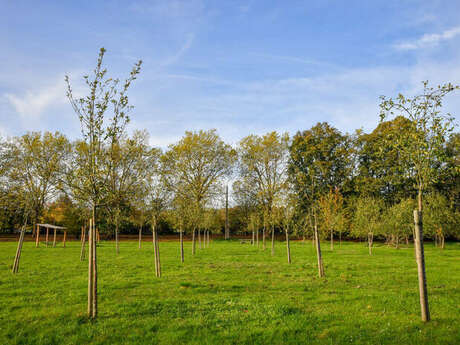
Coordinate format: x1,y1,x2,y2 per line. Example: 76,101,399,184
192,229,196,255
80,226,86,261
53,229,57,247
262,226,266,250
330,229,333,251
368,232,373,255
285,228,291,264
180,230,184,262
271,224,275,256
256,229,259,248
45,227,49,247
414,210,430,322
115,219,119,255
198,229,202,249
155,229,161,277
138,225,142,249
252,231,255,245
63,231,67,248
314,214,324,277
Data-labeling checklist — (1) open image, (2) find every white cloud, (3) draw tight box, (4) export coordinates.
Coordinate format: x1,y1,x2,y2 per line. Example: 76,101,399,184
4,77,67,119
395,26,460,50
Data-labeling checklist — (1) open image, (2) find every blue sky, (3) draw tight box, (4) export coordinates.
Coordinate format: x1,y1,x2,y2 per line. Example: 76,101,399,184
1,0,460,147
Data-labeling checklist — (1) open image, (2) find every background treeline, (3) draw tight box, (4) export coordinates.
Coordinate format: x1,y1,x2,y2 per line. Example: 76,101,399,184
1,119,458,243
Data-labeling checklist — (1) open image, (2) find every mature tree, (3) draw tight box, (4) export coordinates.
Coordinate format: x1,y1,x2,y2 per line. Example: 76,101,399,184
237,131,289,255
64,47,142,319
161,130,236,254
382,198,415,248
424,192,458,247
289,123,351,276
1,132,70,224
379,80,459,322
351,196,384,255
318,187,345,250
354,117,415,203
106,130,155,254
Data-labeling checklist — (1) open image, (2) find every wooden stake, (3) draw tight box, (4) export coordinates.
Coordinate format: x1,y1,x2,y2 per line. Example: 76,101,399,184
314,214,324,277
286,228,291,264
180,229,184,263
12,227,25,273
192,229,196,255
80,226,86,261
88,219,93,317
138,225,142,249
91,215,97,319
35,225,40,247
414,210,430,322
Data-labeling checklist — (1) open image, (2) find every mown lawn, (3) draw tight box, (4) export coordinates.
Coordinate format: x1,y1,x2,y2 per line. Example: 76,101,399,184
0,238,459,345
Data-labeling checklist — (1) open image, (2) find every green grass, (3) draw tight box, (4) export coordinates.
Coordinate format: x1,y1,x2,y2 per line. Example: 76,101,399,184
0,239,459,345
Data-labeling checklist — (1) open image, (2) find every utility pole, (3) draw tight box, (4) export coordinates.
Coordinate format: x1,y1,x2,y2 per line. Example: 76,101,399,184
225,185,229,239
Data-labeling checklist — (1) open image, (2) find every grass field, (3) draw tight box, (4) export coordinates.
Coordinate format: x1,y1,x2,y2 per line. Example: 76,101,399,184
0,239,459,345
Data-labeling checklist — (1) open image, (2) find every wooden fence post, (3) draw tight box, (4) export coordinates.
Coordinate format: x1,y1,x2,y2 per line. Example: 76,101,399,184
414,210,430,322
35,225,40,247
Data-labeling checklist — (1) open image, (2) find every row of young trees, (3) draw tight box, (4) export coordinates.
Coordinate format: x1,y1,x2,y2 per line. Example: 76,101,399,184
1,48,458,321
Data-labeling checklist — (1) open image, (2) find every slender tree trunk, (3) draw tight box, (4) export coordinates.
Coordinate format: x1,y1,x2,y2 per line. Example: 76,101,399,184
368,232,373,255
271,224,275,256
155,228,161,277
115,219,119,255
285,228,291,264
405,235,409,246
262,226,266,250
46,227,49,247
225,185,229,239
80,226,86,261
339,231,342,246
396,235,400,249
414,209,430,322
314,214,324,277
441,234,445,249
180,230,184,263
192,229,196,255
198,229,202,249
153,226,161,277
138,225,142,249
53,229,57,247
330,229,333,251
63,231,67,248
252,231,255,245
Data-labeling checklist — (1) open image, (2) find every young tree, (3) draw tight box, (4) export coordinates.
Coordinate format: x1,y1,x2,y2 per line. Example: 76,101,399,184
379,80,459,322
351,196,384,255
161,129,236,255
289,123,351,277
64,47,142,319
318,187,345,251
237,132,289,256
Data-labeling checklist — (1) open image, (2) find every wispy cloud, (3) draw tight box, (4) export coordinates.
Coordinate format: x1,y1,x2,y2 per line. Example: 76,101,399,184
161,34,195,67
394,26,460,50
4,77,67,119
